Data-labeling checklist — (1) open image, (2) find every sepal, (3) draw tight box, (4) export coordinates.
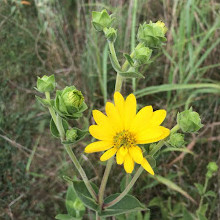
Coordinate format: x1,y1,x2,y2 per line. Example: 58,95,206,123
36,74,55,93
35,95,52,108
92,9,114,32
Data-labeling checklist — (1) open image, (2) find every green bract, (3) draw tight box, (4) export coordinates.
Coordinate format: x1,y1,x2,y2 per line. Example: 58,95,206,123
36,75,55,93
74,198,86,211
168,133,185,148
207,162,218,173
54,86,87,119
104,27,117,42
137,21,167,48
206,162,218,178
92,9,114,31
177,108,203,133
134,46,152,65
66,129,78,142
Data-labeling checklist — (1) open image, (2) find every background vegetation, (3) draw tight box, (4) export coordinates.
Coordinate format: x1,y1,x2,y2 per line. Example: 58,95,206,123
0,0,219,219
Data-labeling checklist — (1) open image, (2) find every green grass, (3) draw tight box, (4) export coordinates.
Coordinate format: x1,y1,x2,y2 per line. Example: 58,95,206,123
0,0,219,219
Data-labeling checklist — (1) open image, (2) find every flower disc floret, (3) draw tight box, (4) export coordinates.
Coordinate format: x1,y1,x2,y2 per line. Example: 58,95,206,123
113,130,136,149
85,92,170,175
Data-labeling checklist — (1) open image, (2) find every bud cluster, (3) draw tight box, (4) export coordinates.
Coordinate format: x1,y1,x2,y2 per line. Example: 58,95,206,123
36,75,88,144
177,108,203,133
137,21,167,48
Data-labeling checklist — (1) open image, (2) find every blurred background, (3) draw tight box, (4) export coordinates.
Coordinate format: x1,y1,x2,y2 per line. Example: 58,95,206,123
0,0,219,219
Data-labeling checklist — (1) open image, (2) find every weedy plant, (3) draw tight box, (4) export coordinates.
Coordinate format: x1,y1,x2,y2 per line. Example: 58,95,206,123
35,9,205,219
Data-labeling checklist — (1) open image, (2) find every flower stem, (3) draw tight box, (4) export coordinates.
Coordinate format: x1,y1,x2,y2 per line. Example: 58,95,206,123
64,144,97,201
98,157,114,208
103,166,144,209
198,176,209,212
104,124,180,209
45,92,97,202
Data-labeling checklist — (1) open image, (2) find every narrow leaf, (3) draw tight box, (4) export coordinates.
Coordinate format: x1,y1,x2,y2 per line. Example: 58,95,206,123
152,175,197,204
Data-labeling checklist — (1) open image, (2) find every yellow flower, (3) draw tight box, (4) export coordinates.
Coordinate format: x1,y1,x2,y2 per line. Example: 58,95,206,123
85,92,170,175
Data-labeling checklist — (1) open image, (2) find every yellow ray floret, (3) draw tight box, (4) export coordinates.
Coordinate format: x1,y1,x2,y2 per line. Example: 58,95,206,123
84,92,170,175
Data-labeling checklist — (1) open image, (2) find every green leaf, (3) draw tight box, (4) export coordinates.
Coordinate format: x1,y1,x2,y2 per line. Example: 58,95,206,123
66,185,77,217
123,53,134,66
35,95,51,107
50,118,69,138
194,183,204,195
72,181,99,211
143,211,150,220
119,70,144,79
109,52,122,72
152,175,196,204
182,208,195,220
148,197,163,207
120,175,132,193
55,214,79,220
197,213,208,220
204,190,216,198
99,194,148,217
197,204,208,217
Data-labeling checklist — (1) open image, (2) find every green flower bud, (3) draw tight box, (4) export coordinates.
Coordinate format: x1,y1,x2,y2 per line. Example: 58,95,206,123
73,198,85,211
92,9,114,32
54,86,87,119
168,133,185,148
207,162,218,173
104,27,117,42
134,46,152,65
137,21,167,48
177,108,203,133
62,89,84,109
66,129,78,142
36,75,55,93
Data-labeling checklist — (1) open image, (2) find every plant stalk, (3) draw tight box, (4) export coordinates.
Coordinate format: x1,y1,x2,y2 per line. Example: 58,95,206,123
45,92,97,202
64,144,97,201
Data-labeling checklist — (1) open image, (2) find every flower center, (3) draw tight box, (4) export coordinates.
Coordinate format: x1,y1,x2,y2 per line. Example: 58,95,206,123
113,130,136,149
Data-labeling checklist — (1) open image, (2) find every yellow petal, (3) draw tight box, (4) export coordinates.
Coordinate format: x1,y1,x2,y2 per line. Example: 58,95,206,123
114,92,125,117
130,106,153,133
100,147,117,161
129,146,144,164
123,153,134,173
141,158,154,175
118,146,128,157
150,110,166,126
92,110,115,132
105,102,123,131
85,141,113,153
140,126,170,144
136,126,163,144
116,150,125,165
124,94,137,129
89,125,114,141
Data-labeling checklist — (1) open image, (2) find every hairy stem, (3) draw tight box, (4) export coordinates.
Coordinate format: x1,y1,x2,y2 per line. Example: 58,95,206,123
65,144,97,201
45,92,97,201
